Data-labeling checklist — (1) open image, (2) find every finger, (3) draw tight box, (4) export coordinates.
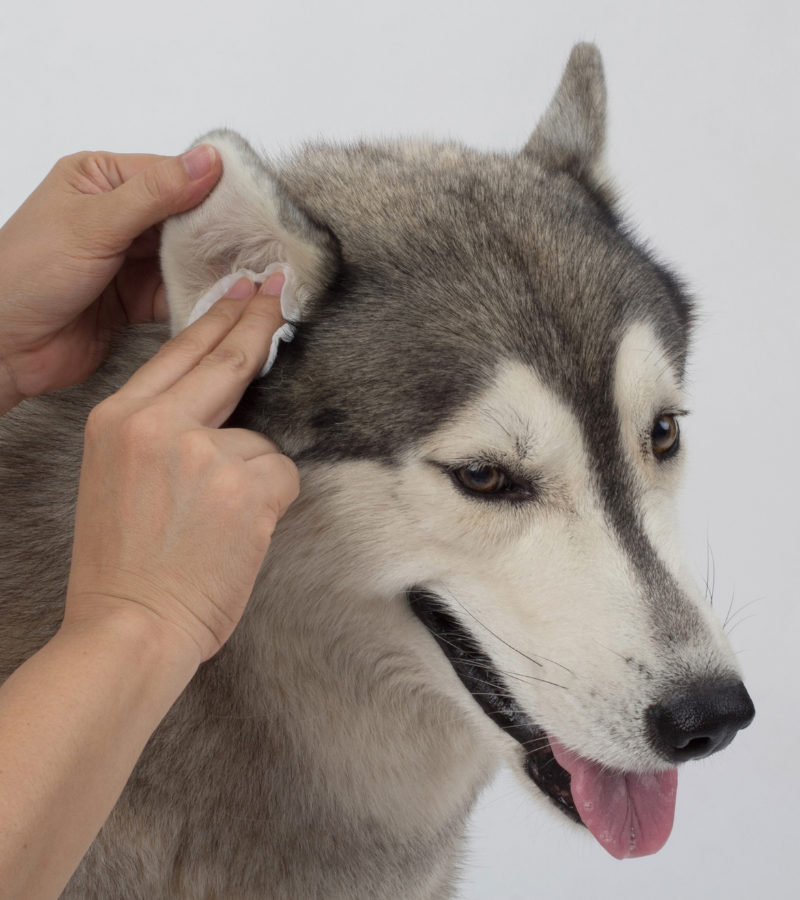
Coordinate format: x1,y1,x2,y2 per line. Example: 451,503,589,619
120,278,257,398
165,291,285,428
94,153,170,187
248,453,301,521
68,152,170,192
98,145,222,248
208,428,282,460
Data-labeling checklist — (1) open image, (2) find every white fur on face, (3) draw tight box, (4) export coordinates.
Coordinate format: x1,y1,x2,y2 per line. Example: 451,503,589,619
612,322,739,688
276,326,742,801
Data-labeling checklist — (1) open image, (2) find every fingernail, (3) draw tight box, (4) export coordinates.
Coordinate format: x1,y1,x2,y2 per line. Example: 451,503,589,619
259,272,286,296
225,276,254,300
181,144,216,181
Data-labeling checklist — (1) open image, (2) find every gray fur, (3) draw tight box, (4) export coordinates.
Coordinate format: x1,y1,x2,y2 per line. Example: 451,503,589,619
0,44,749,897
523,43,612,198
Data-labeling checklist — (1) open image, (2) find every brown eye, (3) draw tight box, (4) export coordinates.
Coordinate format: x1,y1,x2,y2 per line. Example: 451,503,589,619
454,464,512,494
652,414,680,456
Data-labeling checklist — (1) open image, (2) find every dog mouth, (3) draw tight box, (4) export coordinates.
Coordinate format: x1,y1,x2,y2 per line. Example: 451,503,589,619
406,589,580,825
407,588,679,859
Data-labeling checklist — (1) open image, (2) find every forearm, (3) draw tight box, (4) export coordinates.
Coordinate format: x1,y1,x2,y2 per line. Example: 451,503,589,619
0,607,200,900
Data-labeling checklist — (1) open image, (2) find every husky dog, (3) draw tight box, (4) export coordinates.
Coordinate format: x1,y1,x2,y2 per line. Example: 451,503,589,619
0,44,754,899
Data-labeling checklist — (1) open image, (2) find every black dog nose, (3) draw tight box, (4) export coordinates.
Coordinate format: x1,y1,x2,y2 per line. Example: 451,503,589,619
647,679,755,763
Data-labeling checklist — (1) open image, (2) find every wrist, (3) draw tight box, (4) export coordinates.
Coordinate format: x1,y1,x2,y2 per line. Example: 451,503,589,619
0,598,202,898
58,602,202,703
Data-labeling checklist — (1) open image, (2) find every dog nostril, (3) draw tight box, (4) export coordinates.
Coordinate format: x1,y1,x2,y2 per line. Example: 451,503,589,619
680,736,712,754
647,679,755,764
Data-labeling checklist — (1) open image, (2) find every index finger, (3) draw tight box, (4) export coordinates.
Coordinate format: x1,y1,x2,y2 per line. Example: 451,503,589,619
165,290,285,428
120,277,259,398
119,279,286,427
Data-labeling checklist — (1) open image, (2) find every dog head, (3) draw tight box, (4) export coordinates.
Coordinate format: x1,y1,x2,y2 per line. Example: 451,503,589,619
162,43,754,860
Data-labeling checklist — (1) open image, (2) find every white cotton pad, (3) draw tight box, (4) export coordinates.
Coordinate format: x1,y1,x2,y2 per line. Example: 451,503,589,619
185,263,299,378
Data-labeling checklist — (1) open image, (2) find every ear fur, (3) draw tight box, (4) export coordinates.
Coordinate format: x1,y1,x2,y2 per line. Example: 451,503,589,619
161,130,339,335
523,43,613,199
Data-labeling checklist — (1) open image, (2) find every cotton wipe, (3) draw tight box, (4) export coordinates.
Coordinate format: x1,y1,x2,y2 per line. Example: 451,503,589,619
186,263,299,378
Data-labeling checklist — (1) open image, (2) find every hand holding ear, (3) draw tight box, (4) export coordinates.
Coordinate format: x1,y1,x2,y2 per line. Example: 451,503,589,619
0,146,222,415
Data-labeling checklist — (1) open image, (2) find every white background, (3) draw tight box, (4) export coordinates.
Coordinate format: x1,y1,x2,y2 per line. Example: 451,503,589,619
1,2,797,897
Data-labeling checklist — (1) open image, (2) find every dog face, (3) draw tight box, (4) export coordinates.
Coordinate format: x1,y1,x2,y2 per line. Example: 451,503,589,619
162,43,753,861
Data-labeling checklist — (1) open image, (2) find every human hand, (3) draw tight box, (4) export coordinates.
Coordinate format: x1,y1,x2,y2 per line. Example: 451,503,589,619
63,274,300,665
0,146,222,415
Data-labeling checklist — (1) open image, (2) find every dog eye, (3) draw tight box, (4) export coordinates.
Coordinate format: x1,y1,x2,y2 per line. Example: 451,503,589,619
453,464,514,495
651,414,680,457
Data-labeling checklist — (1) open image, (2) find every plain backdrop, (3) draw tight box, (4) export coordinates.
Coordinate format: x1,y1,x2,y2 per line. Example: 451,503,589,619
1,2,797,898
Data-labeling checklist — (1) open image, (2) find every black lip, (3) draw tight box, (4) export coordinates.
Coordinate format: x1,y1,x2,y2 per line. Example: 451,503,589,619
407,588,580,825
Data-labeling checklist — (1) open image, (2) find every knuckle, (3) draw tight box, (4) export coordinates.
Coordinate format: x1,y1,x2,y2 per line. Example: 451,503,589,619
246,300,284,333
262,454,301,512
178,430,217,472
258,435,282,456
159,329,209,363
54,150,90,173
85,397,120,440
199,298,242,328
201,342,252,377
207,463,247,503
275,454,301,494
115,405,172,450
140,165,178,213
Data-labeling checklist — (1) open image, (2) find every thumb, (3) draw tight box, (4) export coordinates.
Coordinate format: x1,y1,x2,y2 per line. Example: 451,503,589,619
101,145,222,245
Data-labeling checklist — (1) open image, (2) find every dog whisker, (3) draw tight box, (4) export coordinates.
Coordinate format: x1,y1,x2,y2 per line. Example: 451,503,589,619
723,588,737,630
426,629,568,692
723,596,763,631
516,735,554,750
592,639,628,662
433,581,574,676
724,613,758,638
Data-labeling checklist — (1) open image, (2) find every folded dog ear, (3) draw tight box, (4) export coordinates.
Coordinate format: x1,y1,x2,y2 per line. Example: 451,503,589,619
161,129,339,335
523,43,613,202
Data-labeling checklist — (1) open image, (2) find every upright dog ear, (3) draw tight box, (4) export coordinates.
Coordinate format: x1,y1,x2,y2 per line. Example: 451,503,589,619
522,43,613,202
161,130,339,335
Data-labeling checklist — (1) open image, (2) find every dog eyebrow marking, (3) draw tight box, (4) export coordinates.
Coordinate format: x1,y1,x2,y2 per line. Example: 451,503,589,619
515,431,532,460
481,409,536,462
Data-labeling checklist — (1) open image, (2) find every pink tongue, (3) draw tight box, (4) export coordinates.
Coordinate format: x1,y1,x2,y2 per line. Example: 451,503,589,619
550,740,677,860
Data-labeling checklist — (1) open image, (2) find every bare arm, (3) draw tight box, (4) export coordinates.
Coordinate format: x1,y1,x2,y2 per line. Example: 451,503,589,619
0,151,299,898
0,608,199,899
0,277,298,899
